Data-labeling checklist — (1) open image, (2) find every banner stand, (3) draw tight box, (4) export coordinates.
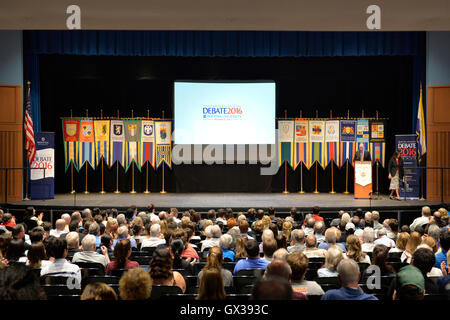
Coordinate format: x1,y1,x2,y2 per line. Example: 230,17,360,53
30,132,55,199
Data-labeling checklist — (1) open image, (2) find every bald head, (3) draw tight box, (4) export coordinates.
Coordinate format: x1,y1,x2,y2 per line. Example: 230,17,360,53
264,258,292,280
422,206,431,217
273,248,289,260
262,229,274,242
305,235,317,248
61,214,71,225
291,229,305,244
55,219,66,231
117,226,129,238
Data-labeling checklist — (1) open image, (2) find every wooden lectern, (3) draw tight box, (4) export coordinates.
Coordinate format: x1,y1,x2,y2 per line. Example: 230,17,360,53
354,161,372,199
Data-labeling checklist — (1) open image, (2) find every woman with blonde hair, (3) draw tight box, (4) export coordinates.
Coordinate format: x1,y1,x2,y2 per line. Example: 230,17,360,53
423,236,438,254
159,220,168,235
401,231,422,263
201,220,213,236
317,246,344,277
261,216,271,230
196,268,226,300
390,232,410,253
282,221,293,242
119,268,152,300
197,246,233,286
105,219,118,239
345,234,371,263
235,236,248,261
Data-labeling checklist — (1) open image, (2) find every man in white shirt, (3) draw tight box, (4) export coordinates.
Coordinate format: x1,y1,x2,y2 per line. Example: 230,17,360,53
169,208,181,224
201,225,221,252
373,229,396,248
61,213,71,233
410,206,431,232
303,217,315,237
72,234,109,269
314,221,326,243
141,223,166,248
50,219,67,238
304,235,327,258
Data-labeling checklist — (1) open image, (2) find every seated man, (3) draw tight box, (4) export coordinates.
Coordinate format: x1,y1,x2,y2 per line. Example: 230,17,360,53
318,228,346,253
50,219,67,238
72,234,110,270
287,251,324,296
112,226,137,248
233,239,270,275
40,237,81,284
141,223,166,248
392,265,426,300
373,229,396,248
361,227,375,253
303,235,327,258
435,230,449,269
287,229,305,253
321,259,378,300
66,231,82,260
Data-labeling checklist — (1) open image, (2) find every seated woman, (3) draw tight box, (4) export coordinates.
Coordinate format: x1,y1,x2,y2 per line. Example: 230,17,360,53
219,234,235,262
26,242,52,269
171,228,199,261
196,268,226,300
362,244,395,280
317,246,344,277
81,282,118,300
234,236,248,261
345,235,371,264
105,239,139,275
171,239,194,275
148,248,186,293
5,239,27,264
197,246,233,287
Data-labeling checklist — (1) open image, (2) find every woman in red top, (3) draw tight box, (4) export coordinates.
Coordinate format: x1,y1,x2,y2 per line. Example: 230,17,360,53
105,239,139,275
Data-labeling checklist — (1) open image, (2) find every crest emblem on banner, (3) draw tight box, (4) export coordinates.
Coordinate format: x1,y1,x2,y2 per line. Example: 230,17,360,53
160,127,167,140
295,124,307,137
312,125,322,135
342,126,354,135
96,123,107,137
82,125,92,136
143,124,153,136
114,124,122,135
128,124,137,137
66,124,77,136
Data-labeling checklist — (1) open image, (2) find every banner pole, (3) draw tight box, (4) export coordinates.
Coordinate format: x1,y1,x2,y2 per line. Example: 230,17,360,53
84,109,89,194
343,160,350,194
113,109,121,194
282,110,289,194
298,162,305,194
375,161,379,197
313,162,319,194
99,109,106,194
130,109,136,194
69,109,75,194
144,108,151,194
23,81,32,200
160,110,167,194
329,109,336,194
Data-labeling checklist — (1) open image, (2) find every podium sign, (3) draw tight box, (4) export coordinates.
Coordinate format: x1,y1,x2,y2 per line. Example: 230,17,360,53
30,132,55,199
354,161,372,199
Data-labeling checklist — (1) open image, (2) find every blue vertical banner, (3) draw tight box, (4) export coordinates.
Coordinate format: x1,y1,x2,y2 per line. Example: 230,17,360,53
395,134,419,199
30,132,55,199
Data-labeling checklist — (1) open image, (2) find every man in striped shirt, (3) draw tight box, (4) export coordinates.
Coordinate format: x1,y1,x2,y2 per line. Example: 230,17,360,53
41,237,81,285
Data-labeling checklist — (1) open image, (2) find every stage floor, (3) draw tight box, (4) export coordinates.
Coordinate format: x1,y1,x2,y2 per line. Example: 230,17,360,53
7,193,443,212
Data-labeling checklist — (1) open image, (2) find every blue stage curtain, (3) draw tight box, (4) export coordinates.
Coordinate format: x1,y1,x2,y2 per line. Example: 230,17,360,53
24,31,425,131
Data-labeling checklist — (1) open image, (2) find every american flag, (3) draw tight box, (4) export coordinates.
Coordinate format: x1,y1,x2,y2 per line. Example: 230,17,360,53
24,83,36,165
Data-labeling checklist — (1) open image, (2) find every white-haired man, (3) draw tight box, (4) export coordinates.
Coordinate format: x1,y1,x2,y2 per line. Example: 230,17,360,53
304,235,327,258
303,218,315,237
66,231,81,260
287,229,306,253
259,229,274,253
61,213,71,232
373,228,396,248
410,206,432,232
112,226,137,248
321,259,378,300
314,221,326,243
72,234,109,269
50,219,67,238
361,227,375,253
201,225,222,252
318,227,346,252
141,223,165,248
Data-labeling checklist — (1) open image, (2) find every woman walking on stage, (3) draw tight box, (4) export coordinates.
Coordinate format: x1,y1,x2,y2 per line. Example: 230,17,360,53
388,151,404,200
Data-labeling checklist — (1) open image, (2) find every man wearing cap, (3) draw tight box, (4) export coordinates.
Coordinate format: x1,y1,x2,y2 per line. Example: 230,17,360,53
392,265,426,300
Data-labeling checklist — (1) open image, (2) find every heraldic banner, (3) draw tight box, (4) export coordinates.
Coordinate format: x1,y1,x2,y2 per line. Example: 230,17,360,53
124,119,142,172
62,119,80,172
110,120,125,168
94,120,110,167
278,120,294,168
294,120,308,170
140,120,156,169
325,120,340,165
369,120,386,167
308,120,325,168
339,120,356,167
79,119,95,169
155,120,172,169
356,119,370,152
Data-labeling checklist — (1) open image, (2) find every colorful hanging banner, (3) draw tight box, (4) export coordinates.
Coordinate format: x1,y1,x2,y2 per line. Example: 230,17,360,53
78,119,95,169
294,120,308,169
308,120,325,168
339,120,357,167
110,119,125,168
369,120,386,167
325,120,340,165
155,120,172,169
140,120,156,169
62,119,80,172
277,120,294,168
124,119,142,172
356,119,370,152
94,120,110,167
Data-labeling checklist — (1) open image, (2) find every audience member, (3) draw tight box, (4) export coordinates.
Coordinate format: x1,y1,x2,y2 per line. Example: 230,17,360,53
119,268,152,300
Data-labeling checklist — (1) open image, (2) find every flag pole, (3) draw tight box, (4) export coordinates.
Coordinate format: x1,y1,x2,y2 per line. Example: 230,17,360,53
144,109,151,194
84,109,89,194
114,109,121,194
313,109,319,194
23,81,31,201
329,109,336,194
130,109,136,194
343,109,350,194
282,110,289,194
160,110,167,194
99,109,106,194
375,110,379,198
298,109,305,194
70,109,75,194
